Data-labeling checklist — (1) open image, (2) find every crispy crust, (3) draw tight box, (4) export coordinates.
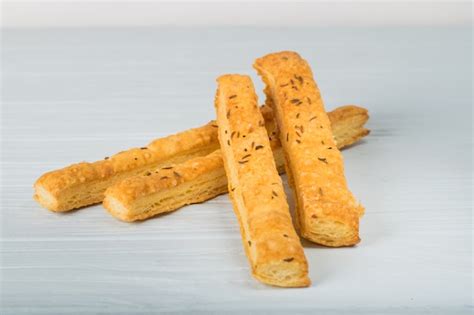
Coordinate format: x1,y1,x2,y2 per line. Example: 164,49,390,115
103,150,227,221
103,105,369,222
215,74,310,287
104,148,280,222
327,105,370,148
34,102,368,212
254,51,364,247
34,122,220,211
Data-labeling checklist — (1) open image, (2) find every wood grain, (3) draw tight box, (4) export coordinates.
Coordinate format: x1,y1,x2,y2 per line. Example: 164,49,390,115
1,26,472,314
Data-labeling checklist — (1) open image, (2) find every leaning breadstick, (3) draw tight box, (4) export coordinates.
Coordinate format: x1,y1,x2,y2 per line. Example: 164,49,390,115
103,105,369,222
215,74,309,287
34,104,368,212
254,51,364,247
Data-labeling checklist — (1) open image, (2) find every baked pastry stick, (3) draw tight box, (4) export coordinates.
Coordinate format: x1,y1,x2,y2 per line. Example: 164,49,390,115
35,105,368,212
103,105,369,222
254,51,364,247
214,74,310,287
34,123,220,212
104,150,228,222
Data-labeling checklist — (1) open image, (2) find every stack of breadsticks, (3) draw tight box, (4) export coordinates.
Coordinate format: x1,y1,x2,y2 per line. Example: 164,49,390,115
34,51,368,287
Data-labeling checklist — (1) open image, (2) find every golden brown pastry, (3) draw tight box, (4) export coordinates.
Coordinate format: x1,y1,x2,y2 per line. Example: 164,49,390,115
215,74,309,287
104,150,228,222
103,105,369,222
34,122,220,212
34,103,368,212
254,51,364,247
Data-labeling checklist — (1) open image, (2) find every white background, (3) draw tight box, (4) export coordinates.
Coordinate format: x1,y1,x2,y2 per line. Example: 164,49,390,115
2,1,472,28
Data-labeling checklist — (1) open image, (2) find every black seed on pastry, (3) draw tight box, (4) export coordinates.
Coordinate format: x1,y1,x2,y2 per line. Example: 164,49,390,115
140,147,148,150
290,98,300,104
229,95,237,99
318,157,328,164
162,166,173,169
283,257,294,262
294,75,304,84
104,157,109,160
255,145,264,150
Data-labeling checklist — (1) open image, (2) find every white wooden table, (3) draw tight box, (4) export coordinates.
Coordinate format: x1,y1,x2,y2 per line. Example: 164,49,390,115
1,26,472,314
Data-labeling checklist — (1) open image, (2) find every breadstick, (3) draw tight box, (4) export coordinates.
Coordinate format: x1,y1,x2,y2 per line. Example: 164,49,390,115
103,105,369,222
254,51,364,247
214,74,309,287
104,150,228,222
34,123,220,211
34,105,368,212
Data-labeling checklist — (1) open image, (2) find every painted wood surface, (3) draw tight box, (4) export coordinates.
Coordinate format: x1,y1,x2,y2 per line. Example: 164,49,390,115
1,26,472,314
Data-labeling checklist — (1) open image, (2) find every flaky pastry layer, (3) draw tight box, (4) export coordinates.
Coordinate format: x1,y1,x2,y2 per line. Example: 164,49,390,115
215,74,309,287
35,104,368,212
103,105,368,223
254,51,364,247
